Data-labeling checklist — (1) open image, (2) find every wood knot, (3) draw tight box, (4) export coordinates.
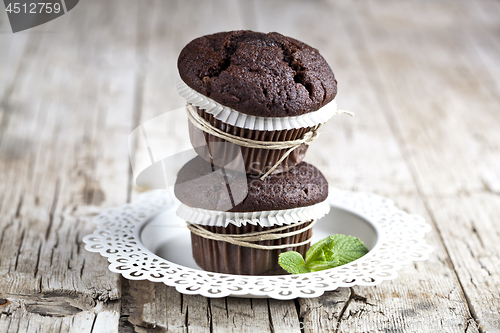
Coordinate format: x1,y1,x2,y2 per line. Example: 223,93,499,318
0,298,8,306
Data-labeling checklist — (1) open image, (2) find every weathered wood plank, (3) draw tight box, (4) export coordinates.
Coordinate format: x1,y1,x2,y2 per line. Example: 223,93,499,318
122,280,210,332
0,0,140,331
209,298,272,333
0,11,31,97
340,0,500,331
349,0,500,197
426,194,500,332
296,288,351,332
268,298,301,333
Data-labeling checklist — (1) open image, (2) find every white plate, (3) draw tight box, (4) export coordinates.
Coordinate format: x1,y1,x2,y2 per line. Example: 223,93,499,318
83,189,433,300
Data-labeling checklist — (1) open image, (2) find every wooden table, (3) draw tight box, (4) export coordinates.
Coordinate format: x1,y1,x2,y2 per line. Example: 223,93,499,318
1,0,499,331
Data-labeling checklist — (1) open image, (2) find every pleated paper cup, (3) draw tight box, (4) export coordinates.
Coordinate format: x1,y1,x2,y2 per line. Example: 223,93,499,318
178,80,339,176
177,200,331,227
191,221,313,275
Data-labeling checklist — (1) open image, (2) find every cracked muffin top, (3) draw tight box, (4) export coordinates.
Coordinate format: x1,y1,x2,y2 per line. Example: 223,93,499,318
178,30,337,118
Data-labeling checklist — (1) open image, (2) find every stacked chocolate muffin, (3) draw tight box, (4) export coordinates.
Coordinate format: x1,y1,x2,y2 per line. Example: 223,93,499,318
174,31,340,275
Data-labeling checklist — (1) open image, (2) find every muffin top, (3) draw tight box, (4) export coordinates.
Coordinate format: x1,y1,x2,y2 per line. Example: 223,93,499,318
174,157,328,212
178,30,337,118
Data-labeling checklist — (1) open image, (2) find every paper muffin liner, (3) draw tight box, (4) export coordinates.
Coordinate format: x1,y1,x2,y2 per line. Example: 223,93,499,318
190,220,313,275
177,79,340,131
189,106,310,175
177,200,330,228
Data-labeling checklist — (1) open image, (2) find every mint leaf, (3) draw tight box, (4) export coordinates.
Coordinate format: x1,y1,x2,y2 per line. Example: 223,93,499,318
329,234,369,266
278,251,311,274
307,259,339,271
278,235,369,274
305,236,333,263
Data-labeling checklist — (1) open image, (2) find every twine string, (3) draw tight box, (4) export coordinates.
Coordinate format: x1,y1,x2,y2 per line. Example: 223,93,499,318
186,104,323,149
185,104,353,179
187,219,317,250
186,104,322,179
259,143,303,180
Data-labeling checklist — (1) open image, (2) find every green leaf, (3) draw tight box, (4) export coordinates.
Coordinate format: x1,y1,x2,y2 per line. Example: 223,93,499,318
328,234,369,266
307,259,339,272
278,251,311,274
305,236,333,263
279,234,369,275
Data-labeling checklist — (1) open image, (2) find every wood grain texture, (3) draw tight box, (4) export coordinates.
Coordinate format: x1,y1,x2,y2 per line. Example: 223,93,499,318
0,0,138,331
340,0,500,331
1,0,499,332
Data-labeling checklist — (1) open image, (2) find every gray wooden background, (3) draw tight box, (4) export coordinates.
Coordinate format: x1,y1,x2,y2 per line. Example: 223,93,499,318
1,0,499,332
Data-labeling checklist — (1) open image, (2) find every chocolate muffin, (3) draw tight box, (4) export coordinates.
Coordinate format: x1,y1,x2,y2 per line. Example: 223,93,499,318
174,156,330,275
177,30,339,175
175,157,328,212
178,31,337,117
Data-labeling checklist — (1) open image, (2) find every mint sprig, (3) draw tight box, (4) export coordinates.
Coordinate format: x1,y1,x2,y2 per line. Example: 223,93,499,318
277,251,311,274
278,234,369,274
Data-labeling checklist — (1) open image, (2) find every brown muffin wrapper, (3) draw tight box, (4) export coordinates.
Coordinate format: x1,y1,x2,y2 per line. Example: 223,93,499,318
190,221,313,276
188,105,312,175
